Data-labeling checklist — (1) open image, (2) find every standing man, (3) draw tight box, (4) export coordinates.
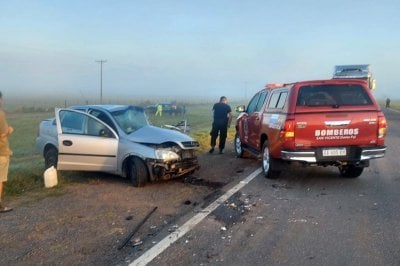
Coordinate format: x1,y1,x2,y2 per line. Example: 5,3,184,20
0,91,13,213
386,98,391,108
209,96,232,154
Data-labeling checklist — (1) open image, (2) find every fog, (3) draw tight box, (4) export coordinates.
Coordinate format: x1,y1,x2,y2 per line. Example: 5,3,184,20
1,1,399,104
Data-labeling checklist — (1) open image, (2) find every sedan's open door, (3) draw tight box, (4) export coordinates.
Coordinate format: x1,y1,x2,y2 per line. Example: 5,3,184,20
55,109,119,172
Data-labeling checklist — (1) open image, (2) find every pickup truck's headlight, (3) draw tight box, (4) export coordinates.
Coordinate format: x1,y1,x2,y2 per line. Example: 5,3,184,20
155,149,180,161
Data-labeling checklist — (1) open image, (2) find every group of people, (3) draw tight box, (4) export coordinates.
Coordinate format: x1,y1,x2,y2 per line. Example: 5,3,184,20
0,93,232,213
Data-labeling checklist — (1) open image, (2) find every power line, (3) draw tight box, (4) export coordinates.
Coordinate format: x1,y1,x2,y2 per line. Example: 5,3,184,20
95,59,107,103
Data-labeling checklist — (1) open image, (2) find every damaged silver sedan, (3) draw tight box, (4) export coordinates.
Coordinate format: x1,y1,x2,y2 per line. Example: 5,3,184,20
35,105,200,187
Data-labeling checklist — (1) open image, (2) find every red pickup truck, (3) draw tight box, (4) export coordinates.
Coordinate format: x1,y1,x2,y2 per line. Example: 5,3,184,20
235,79,387,179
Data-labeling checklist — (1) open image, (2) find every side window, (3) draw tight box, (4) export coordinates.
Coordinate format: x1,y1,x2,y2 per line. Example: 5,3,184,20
268,92,280,109
60,111,85,134
89,110,118,133
255,92,268,112
246,93,261,113
60,110,114,138
268,91,288,109
86,116,114,137
276,92,288,109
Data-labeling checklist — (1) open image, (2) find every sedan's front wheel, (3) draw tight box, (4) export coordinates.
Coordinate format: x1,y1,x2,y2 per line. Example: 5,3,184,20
129,157,149,187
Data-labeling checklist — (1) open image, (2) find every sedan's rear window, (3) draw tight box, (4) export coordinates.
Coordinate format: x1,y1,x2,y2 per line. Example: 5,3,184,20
296,84,373,107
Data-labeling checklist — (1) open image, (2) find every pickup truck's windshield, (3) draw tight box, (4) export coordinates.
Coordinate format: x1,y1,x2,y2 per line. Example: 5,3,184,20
297,84,373,107
111,106,149,134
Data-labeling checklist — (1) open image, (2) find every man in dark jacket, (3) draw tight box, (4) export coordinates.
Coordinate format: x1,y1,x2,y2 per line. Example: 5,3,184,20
209,96,232,154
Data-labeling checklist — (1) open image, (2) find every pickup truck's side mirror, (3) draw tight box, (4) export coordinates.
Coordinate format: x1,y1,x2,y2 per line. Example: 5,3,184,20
236,105,246,113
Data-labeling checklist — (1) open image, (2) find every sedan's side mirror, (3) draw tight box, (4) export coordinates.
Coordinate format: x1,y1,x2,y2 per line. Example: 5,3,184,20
235,105,246,113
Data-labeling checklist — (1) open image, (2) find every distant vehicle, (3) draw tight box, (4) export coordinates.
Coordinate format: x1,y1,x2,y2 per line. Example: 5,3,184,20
333,64,376,89
235,79,387,179
36,105,200,187
145,103,185,115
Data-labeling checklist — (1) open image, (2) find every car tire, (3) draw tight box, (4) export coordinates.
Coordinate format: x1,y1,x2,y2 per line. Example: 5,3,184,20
44,147,58,169
262,141,280,179
339,165,364,178
129,157,149,187
234,132,244,158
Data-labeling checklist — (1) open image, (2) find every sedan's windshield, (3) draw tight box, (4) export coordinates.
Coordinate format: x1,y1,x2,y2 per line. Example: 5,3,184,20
111,106,149,134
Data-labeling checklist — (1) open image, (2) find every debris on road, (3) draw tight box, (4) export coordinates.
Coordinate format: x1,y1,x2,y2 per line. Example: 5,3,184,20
132,238,143,247
168,224,179,232
118,206,158,250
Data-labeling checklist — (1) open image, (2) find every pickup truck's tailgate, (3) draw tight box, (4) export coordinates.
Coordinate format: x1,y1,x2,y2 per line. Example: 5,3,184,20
293,110,379,148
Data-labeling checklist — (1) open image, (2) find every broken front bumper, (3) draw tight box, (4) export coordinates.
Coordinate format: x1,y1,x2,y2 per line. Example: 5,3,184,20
147,152,200,182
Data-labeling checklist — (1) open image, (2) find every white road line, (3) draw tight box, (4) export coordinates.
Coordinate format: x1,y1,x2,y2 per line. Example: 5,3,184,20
129,167,262,266
388,107,400,113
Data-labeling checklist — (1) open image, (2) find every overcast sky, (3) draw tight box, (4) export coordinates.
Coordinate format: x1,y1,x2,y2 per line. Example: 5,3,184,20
1,0,399,103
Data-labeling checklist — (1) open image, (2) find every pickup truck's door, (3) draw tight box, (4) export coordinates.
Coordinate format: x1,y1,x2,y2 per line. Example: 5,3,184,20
247,92,268,150
55,109,119,172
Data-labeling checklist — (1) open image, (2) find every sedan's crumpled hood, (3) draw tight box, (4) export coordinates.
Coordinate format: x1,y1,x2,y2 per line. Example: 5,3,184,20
127,125,195,147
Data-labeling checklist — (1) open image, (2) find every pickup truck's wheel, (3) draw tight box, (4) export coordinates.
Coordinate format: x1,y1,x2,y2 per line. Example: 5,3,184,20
234,132,244,158
262,141,280,179
339,165,364,178
44,147,58,169
129,157,149,187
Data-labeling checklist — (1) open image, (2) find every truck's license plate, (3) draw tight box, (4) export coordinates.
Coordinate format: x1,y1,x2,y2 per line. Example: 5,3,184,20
322,148,347,157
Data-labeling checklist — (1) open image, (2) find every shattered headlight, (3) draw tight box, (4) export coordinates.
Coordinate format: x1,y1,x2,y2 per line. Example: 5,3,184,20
155,149,180,161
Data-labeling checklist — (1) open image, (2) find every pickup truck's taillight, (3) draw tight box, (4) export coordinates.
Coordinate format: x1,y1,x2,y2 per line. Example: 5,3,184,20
281,119,295,140
378,115,387,139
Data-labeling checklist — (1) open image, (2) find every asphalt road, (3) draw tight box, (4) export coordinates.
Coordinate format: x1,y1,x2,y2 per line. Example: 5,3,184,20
128,108,400,265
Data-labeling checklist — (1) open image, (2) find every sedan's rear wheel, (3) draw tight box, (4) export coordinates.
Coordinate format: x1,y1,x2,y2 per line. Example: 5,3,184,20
129,157,149,187
44,147,58,169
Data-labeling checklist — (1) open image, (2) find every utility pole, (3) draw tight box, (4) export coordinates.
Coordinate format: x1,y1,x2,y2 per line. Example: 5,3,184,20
95,60,107,103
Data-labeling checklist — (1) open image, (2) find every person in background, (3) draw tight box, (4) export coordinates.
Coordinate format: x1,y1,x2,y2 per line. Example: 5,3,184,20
209,96,232,154
155,104,163,116
386,98,391,108
0,91,14,213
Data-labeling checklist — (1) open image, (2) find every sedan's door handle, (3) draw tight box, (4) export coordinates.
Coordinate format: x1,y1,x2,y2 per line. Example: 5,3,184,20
63,140,73,146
